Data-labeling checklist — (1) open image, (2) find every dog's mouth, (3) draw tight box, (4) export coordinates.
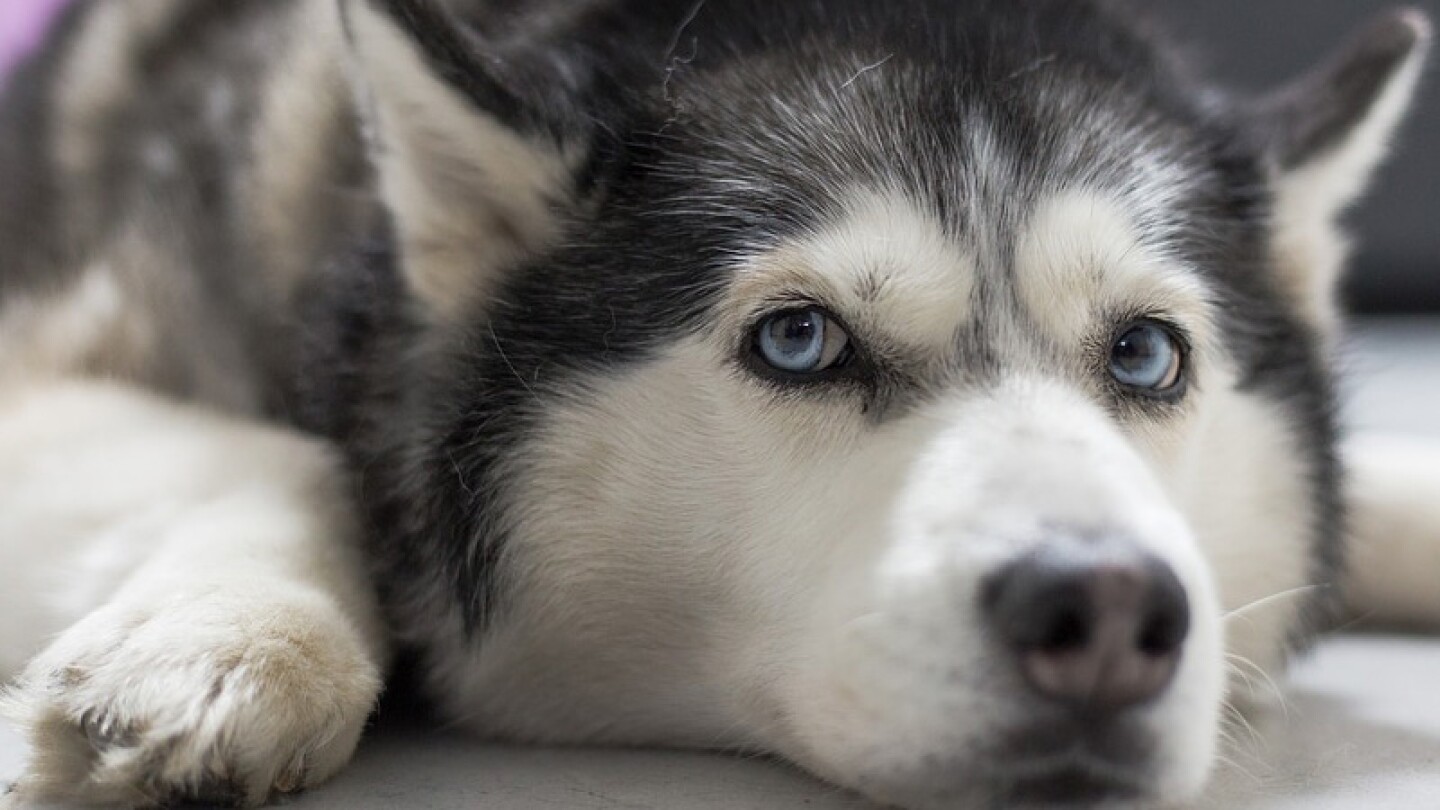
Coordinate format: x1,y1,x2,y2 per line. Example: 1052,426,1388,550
997,713,1154,761
989,756,1150,807
854,726,1161,809
874,756,1152,810
978,722,1156,807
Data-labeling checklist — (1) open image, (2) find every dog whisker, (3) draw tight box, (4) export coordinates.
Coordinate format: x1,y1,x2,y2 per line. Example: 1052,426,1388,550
1226,654,1290,722
1223,584,1327,623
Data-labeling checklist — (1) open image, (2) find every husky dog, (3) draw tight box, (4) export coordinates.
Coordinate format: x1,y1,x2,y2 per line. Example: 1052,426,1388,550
0,0,1436,807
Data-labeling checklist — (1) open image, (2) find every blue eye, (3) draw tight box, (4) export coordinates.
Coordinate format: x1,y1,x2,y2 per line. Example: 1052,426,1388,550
754,308,852,375
1109,321,1183,392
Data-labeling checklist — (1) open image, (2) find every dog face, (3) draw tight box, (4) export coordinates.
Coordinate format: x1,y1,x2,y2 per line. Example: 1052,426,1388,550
339,1,1429,806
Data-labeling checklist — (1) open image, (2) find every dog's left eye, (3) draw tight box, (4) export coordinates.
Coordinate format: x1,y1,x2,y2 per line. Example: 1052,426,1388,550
1109,321,1183,393
753,308,853,375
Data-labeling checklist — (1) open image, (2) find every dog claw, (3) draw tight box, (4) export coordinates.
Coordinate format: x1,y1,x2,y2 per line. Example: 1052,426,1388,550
80,708,135,750
274,768,304,795
80,708,109,746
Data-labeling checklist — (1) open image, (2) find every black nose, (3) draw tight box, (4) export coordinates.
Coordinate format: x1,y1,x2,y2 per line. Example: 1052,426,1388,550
983,544,1190,711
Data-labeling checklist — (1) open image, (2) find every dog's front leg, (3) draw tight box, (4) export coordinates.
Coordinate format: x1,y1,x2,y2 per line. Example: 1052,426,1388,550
0,382,387,808
1344,435,1440,627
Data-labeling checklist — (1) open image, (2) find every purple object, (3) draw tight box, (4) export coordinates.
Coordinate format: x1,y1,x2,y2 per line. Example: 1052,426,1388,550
0,0,72,82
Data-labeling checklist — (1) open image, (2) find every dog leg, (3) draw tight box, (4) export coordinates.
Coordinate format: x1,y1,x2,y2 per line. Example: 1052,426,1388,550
0,381,387,807
1343,435,1440,627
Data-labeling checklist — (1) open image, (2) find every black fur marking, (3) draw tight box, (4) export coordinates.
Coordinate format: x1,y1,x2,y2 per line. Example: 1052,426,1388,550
327,2,1337,655
317,0,1346,651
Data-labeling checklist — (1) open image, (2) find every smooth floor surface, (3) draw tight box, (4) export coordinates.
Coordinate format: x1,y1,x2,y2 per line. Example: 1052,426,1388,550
4,319,1440,809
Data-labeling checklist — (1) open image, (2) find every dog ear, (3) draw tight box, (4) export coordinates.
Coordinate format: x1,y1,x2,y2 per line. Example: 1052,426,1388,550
1254,9,1430,337
343,0,589,321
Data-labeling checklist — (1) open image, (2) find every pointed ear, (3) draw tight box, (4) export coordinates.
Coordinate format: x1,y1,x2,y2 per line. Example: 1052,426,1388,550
1256,9,1430,337
342,0,587,320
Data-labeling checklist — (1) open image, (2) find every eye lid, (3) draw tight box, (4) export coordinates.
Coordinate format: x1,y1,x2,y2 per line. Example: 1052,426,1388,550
738,301,874,389
1113,313,1192,345
1104,316,1192,403
739,291,845,327
754,307,849,372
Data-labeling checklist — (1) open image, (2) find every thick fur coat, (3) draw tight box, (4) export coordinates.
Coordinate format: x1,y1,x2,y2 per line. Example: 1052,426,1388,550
0,1,1435,807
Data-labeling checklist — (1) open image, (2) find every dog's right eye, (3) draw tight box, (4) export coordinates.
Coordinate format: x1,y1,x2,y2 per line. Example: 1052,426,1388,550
1109,320,1184,395
752,308,853,375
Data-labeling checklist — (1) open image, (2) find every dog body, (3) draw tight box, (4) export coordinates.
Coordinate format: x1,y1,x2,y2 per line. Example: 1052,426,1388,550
0,1,1434,807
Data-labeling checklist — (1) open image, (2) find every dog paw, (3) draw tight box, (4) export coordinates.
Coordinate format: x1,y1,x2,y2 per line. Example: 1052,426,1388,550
0,591,382,807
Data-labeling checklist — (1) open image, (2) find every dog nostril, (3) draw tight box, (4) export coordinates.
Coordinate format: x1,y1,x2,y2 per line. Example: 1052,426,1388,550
1138,615,1180,656
984,544,1191,712
1136,559,1190,658
1039,607,1090,652
1137,606,1186,658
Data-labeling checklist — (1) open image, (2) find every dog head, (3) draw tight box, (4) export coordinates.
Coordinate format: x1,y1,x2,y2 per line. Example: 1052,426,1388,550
339,1,1430,806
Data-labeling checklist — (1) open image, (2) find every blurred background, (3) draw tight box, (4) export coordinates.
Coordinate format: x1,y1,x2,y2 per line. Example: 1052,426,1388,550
1,0,1436,311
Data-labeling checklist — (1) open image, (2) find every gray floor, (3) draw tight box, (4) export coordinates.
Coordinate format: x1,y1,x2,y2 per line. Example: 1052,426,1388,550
4,320,1440,808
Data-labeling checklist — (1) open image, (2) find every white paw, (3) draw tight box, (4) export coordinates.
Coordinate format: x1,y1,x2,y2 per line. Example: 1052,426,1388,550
1,591,382,808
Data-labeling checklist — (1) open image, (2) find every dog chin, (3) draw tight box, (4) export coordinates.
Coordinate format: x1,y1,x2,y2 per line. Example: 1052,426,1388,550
829,666,1221,808
778,629,1222,810
823,749,1213,810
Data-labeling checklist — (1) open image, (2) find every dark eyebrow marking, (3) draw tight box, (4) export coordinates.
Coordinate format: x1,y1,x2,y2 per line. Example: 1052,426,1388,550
854,264,892,303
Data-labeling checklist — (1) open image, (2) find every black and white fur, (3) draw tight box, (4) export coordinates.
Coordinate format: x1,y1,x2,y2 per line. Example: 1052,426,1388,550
0,1,1434,807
